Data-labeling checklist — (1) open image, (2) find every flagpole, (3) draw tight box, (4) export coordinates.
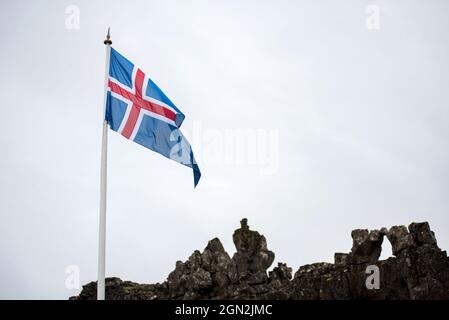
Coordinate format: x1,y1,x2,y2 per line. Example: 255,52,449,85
98,28,112,300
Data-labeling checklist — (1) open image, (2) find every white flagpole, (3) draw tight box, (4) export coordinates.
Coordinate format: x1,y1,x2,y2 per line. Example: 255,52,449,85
98,28,112,300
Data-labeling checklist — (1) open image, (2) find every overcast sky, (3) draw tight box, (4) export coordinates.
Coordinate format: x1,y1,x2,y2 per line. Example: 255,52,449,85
0,0,448,299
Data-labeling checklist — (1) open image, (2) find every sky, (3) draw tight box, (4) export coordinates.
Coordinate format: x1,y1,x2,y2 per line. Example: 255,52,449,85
0,0,448,299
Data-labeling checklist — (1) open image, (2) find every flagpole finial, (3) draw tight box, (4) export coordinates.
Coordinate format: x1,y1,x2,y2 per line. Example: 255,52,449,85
104,27,112,45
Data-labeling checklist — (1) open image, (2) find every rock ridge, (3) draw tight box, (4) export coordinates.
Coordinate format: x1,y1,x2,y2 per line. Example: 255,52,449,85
73,219,449,300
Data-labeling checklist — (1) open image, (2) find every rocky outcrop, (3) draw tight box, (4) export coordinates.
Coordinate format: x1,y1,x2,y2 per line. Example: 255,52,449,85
232,218,275,285
73,220,449,300
347,228,387,264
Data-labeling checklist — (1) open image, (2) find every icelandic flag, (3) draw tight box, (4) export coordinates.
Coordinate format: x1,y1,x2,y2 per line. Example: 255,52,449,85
105,48,201,187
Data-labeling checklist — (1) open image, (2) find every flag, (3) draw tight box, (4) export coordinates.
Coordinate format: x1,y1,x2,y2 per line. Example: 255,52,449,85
105,48,201,187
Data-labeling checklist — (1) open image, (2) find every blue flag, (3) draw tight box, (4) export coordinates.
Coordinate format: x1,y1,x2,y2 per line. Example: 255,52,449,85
105,48,201,187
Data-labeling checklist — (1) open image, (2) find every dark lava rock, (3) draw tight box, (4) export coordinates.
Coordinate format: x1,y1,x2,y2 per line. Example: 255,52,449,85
348,228,387,264
72,220,449,300
232,218,275,285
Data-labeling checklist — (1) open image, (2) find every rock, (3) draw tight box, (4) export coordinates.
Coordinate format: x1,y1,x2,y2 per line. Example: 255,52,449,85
72,220,449,300
348,228,386,264
232,218,275,285
334,253,349,267
408,222,438,247
73,277,167,300
269,263,292,284
387,225,415,256
166,239,234,299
